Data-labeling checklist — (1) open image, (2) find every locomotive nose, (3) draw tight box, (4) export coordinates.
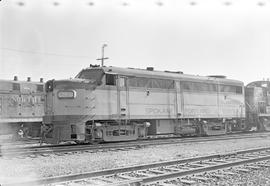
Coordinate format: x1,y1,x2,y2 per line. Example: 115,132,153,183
43,79,97,143
45,79,96,116
44,79,97,123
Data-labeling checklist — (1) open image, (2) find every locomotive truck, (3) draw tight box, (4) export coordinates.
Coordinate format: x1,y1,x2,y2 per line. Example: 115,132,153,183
43,65,247,144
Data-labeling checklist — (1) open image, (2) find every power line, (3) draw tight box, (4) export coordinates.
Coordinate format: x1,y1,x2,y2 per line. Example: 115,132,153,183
0,47,92,59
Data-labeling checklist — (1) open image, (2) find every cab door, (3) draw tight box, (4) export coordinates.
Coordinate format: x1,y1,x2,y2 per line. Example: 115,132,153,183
117,76,129,120
175,81,182,118
44,80,54,117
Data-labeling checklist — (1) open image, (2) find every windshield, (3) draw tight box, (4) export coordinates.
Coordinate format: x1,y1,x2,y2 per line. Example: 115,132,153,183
75,69,104,82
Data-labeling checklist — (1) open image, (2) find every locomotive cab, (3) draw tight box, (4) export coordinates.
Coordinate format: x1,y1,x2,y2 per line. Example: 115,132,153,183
43,75,101,143
43,67,149,144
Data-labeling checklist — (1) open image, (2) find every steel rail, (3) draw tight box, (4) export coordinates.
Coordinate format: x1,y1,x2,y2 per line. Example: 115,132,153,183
104,155,270,186
4,146,270,186
1,132,270,157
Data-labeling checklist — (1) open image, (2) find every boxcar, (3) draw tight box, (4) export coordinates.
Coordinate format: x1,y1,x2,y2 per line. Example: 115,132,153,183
43,66,245,144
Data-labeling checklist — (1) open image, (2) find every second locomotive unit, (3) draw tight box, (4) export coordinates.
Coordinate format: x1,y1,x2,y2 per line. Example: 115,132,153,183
43,65,245,144
0,77,44,139
245,80,270,131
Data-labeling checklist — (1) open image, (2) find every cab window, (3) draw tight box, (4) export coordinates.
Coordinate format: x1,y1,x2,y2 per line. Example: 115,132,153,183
106,74,116,86
37,85,44,92
12,83,20,91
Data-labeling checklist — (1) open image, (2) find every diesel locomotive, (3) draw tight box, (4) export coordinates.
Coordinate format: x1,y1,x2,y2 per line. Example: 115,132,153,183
0,77,45,140
43,65,249,144
245,80,270,131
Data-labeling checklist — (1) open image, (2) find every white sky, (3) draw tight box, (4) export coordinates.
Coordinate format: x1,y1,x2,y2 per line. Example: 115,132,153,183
0,0,270,84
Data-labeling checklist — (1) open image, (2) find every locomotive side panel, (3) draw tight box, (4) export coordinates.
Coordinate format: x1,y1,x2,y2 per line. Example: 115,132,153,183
0,82,44,122
0,79,44,138
182,93,219,118
43,80,96,143
93,88,118,120
180,81,219,118
48,89,89,116
127,89,176,119
218,93,245,118
218,84,245,119
93,75,177,120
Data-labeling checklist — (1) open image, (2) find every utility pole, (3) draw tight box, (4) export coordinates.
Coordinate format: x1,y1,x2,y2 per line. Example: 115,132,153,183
96,44,109,67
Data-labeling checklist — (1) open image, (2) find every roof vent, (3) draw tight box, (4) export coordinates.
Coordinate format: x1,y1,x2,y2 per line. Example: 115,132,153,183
146,67,154,71
90,64,100,68
208,75,226,79
27,77,31,82
165,70,183,74
14,76,18,81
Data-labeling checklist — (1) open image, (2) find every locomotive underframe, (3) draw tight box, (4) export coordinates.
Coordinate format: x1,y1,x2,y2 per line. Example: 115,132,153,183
44,117,246,144
0,121,41,140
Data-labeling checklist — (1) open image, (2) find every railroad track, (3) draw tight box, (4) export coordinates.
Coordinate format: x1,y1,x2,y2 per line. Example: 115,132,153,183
4,146,270,186
1,132,270,157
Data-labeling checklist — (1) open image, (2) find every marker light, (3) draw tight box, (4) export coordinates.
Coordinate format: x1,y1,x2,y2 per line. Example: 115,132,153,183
57,90,76,99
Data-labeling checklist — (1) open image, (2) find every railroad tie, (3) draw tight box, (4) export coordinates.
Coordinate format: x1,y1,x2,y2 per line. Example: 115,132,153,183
116,174,136,180
211,174,226,179
171,165,191,170
91,177,114,184
257,163,270,167
244,154,259,158
180,179,197,185
235,168,250,173
212,159,229,163
200,161,218,165
245,165,261,170
159,183,176,186
191,176,210,182
162,167,183,172
148,169,168,174
188,163,207,168
136,171,156,177
221,171,236,175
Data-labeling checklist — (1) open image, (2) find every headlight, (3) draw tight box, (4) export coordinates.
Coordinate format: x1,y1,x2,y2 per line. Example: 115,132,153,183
57,90,76,99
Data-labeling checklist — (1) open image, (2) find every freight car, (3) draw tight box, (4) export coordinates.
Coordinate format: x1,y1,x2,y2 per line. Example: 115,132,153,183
43,65,246,144
0,77,44,140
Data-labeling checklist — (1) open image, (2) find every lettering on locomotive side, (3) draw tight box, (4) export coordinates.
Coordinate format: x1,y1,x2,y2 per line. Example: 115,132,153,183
8,95,43,107
145,107,173,115
184,107,217,116
8,96,19,107
222,96,243,105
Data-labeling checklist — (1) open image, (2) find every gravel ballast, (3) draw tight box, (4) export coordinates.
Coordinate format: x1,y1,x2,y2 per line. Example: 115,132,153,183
1,136,270,183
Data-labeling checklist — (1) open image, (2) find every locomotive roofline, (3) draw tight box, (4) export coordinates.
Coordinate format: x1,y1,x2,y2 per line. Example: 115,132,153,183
0,79,44,85
246,80,270,88
76,66,244,86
